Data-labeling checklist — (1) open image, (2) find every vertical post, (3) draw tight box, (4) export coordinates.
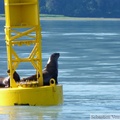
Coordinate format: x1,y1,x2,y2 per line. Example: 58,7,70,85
5,26,17,87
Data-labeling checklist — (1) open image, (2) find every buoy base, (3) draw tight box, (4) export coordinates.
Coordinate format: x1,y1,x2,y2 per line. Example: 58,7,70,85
0,85,63,106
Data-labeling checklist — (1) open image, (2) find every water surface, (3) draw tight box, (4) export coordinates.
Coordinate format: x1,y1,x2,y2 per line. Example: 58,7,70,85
0,19,120,120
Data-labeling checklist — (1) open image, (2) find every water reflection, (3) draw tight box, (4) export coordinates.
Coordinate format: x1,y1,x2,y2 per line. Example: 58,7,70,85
0,106,62,120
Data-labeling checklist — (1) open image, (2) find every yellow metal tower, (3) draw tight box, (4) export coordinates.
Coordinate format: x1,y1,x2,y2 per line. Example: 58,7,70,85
0,0,63,106
4,0,43,87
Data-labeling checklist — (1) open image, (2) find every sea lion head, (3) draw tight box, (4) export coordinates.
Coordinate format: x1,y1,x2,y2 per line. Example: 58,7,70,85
47,53,60,64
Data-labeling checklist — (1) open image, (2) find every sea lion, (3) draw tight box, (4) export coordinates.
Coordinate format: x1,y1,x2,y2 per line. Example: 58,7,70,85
0,70,20,88
21,74,40,81
20,53,60,86
43,53,60,85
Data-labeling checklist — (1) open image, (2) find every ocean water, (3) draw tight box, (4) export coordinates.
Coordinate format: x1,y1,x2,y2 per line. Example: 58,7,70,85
0,19,120,120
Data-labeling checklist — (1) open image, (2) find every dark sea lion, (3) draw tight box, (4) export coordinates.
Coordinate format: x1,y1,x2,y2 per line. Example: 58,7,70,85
0,70,20,88
20,53,60,86
21,74,40,81
43,53,60,85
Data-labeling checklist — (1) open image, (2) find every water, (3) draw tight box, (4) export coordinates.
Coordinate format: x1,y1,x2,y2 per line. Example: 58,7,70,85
0,19,120,119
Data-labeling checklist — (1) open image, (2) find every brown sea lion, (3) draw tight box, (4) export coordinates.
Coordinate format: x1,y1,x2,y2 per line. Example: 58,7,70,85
20,53,60,86
0,70,20,88
21,74,40,81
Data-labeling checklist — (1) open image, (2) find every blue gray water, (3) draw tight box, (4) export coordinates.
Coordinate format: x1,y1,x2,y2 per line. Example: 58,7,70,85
0,19,120,120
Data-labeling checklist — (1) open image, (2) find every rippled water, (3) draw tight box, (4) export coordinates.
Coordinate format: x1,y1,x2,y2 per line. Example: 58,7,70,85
0,19,120,120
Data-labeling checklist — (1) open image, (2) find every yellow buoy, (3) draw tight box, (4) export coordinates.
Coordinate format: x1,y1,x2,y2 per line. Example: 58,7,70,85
0,81,63,106
0,0,63,106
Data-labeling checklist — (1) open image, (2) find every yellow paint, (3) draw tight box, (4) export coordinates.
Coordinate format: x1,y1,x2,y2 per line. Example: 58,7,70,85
1,0,63,106
0,85,63,106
